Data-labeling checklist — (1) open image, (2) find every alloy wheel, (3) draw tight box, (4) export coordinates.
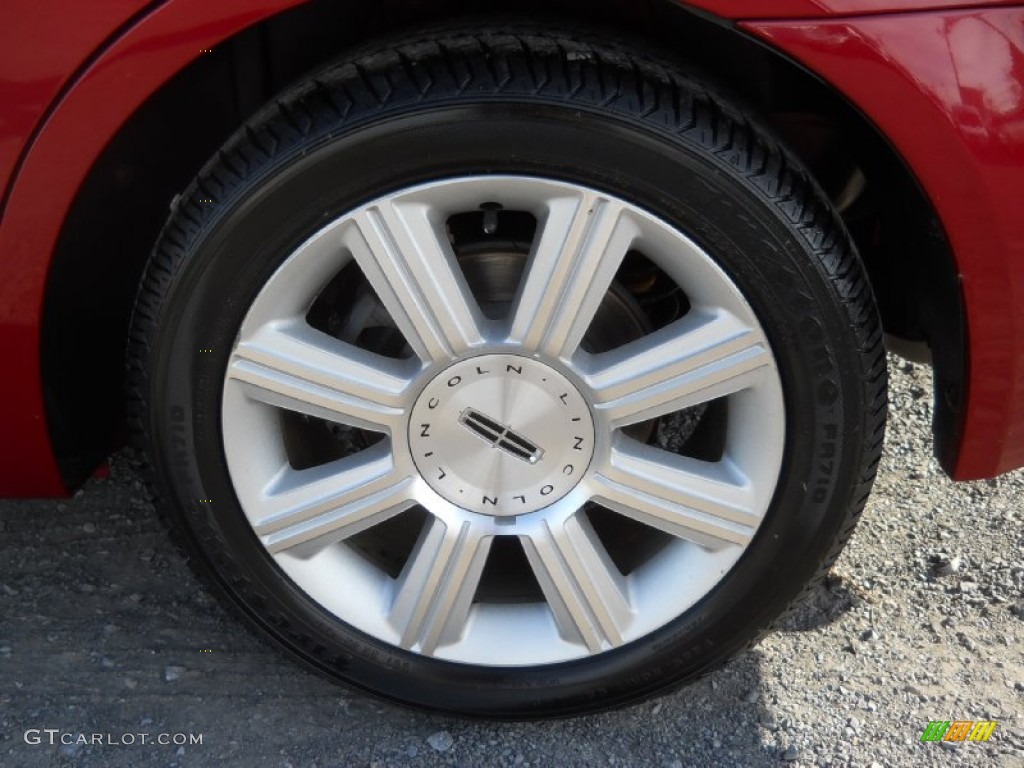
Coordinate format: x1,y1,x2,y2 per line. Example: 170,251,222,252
221,175,786,666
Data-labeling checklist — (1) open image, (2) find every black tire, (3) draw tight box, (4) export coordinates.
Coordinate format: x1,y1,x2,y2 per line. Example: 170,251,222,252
128,25,886,717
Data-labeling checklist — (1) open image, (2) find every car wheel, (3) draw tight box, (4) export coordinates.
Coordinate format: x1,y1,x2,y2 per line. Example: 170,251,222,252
128,26,886,716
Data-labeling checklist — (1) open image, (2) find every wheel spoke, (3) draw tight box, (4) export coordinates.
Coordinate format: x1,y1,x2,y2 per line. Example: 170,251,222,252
344,202,485,361
508,192,639,359
520,513,632,652
227,320,412,432
591,439,759,549
389,517,492,654
254,444,417,555
585,310,772,428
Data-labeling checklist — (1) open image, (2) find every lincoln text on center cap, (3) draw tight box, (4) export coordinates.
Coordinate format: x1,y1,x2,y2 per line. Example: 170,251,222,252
409,355,595,516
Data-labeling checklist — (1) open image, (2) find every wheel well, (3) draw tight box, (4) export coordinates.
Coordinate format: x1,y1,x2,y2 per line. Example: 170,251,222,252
40,0,964,487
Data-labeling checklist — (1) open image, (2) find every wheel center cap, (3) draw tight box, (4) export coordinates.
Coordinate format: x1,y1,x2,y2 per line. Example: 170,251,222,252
409,355,595,516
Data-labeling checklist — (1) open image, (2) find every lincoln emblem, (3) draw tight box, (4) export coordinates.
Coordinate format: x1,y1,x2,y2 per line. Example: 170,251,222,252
458,408,545,464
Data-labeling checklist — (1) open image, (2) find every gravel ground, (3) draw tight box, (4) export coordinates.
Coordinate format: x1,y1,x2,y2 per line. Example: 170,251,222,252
1,357,1022,767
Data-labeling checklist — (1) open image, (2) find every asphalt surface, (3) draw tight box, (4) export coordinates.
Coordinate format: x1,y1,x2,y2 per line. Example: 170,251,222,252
1,358,1022,767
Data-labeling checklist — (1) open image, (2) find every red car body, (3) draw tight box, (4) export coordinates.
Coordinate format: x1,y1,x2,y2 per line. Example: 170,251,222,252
3,0,1024,496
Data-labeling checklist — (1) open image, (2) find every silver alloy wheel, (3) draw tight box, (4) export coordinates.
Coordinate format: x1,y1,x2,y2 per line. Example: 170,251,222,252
221,176,786,666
